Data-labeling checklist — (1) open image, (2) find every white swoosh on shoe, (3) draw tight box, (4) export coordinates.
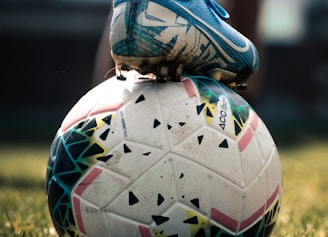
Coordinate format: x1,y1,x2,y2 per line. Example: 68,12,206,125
137,2,188,27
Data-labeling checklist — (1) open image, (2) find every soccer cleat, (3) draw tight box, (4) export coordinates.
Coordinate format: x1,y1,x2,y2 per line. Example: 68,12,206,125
110,0,259,88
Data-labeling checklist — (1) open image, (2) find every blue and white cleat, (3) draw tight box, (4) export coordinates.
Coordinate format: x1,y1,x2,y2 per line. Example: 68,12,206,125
110,0,259,88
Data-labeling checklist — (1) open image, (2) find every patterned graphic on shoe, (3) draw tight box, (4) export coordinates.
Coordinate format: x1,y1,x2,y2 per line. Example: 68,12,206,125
110,0,259,88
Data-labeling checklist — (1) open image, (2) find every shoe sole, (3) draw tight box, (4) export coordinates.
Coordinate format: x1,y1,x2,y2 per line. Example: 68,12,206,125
113,53,185,81
113,53,249,89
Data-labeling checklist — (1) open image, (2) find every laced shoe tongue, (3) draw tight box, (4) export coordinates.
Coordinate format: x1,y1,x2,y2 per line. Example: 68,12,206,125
206,0,230,21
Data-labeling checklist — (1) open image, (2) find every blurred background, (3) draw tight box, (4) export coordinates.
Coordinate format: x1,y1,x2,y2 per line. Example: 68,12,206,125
0,0,327,146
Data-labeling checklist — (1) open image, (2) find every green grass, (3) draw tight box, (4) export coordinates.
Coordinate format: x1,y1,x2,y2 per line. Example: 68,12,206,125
0,144,55,237
0,141,327,236
272,141,328,237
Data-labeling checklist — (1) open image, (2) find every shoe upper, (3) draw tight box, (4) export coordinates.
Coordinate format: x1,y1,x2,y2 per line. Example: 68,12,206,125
110,0,259,84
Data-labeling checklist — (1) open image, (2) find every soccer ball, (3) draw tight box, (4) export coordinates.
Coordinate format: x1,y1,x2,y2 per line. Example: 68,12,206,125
46,72,282,237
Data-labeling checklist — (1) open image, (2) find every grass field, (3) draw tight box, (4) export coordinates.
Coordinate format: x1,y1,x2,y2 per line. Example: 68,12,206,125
0,140,327,237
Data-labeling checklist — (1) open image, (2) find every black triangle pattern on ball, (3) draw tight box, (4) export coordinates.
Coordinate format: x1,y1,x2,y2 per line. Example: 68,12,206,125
82,118,97,132
66,131,86,145
46,113,117,236
82,143,104,158
196,103,206,115
135,94,146,103
190,198,200,209
219,139,229,148
102,114,113,125
100,128,110,141
157,193,165,206
97,154,113,162
197,135,204,145
153,119,161,128
128,191,139,206
68,141,89,160
206,108,214,118
85,130,94,137
152,215,170,225
179,122,186,127
183,216,199,225
123,144,132,153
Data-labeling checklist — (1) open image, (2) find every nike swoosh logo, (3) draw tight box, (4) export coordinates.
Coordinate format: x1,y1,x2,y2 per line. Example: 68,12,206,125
137,10,168,27
137,2,188,27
